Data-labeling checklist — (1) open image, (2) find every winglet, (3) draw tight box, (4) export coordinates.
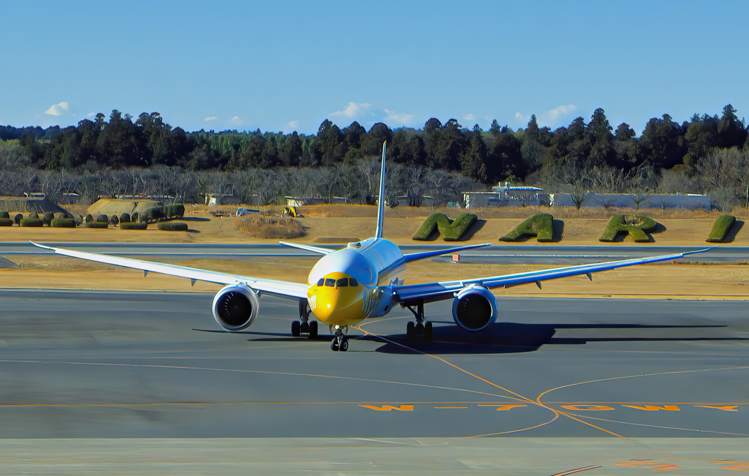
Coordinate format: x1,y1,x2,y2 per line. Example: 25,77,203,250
29,241,55,251
375,141,387,239
682,247,712,256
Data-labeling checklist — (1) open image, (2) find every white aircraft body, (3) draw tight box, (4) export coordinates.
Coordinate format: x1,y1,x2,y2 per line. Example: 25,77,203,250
32,143,708,351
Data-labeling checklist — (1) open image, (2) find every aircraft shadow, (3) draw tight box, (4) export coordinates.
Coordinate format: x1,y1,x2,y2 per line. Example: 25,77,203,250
366,322,743,355
192,322,745,354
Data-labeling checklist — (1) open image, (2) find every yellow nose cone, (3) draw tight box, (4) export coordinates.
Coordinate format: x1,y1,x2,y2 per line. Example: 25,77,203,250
308,273,364,326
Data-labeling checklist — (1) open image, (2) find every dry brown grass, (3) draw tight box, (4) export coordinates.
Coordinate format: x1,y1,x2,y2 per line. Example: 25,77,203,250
235,214,306,239
3,255,747,300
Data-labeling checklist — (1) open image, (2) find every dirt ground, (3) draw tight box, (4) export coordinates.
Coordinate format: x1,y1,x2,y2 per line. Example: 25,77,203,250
3,256,747,300
0,204,746,246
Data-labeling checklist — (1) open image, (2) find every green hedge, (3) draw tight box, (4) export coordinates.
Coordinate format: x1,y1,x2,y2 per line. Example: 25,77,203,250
0,218,13,226
0,211,9,219
96,214,109,223
500,213,555,242
599,215,658,242
412,213,478,241
20,218,43,227
13,214,22,225
157,221,188,231
83,222,108,229
120,222,148,230
51,218,76,228
706,214,736,243
119,213,131,223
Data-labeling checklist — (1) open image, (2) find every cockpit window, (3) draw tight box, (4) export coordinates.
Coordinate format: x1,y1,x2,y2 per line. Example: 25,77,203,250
336,278,348,287
317,278,324,286
325,278,335,287
349,277,358,287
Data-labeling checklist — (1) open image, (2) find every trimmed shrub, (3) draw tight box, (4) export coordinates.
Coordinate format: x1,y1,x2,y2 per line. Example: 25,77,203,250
0,211,9,219
707,214,736,243
119,213,131,223
51,218,76,228
84,214,94,224
109,215,120,225
500,213,556,242
96,214,108,223
13,213,22,225
165,203,185,219
142,207,165,223
157,221,188,231
236,215,306,239
120,222,148,230
131,212,140,223
0,218,13,226
83,222,108,229
42,212,54,226
412,213,478,241
599,215,658,242
20,218,43,227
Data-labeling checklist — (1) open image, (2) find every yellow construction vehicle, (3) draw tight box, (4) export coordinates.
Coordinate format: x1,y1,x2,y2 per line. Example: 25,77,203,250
282,206,301,218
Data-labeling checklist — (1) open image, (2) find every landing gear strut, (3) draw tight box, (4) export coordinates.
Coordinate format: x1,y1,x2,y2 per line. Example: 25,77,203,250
291,300,318,339
404,301,432,342
330,325,349,352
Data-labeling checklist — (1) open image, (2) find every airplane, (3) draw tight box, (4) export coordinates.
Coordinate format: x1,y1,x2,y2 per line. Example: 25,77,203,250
31,143,709,352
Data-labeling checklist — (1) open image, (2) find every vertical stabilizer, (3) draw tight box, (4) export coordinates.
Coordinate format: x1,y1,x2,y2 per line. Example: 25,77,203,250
375,141,387,239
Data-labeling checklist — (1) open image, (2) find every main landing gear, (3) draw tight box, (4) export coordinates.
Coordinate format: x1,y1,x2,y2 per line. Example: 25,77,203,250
330,325,349,352
404,302,432,342
291,300,318,339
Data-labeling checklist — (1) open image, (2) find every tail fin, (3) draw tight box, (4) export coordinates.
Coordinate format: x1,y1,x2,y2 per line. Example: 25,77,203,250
375,141,387,239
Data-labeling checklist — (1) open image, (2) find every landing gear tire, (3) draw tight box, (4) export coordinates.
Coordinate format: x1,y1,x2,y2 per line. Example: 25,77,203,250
308,321,318,339
291,320,301,337
406,321,415,339
300,321,310,333
330,327,348,351
424,321,433,343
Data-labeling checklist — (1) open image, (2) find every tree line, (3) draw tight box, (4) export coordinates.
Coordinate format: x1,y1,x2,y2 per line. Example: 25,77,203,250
1,105,745,182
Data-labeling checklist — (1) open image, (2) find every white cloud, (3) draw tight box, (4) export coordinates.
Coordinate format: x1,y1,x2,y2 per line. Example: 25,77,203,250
286,120,300,130
330,101,372,119
203,115,218,122
85,112,97,118
513,104,577,127
45,101,70,116
384,108,414,126
540,104,577,125
229,115,243,126
462,113,477,123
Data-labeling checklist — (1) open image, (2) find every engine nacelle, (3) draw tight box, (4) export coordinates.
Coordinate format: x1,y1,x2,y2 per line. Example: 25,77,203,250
212,284,260,331
451,286,498,332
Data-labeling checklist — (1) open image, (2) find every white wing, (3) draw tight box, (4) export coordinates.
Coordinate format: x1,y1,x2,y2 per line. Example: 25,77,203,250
395,248,710,304
30,242,308,300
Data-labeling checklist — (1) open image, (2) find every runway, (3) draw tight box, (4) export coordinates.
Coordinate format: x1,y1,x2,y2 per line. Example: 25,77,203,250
2,241,747,263
0,289,747,439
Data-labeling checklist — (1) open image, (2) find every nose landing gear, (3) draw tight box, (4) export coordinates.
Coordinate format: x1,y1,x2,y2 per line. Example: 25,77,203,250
330,325,349,351
404,302,432,342
291,300,318,339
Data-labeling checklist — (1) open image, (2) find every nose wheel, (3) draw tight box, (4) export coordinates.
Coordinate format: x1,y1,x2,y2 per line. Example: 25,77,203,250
330,326,349,351
292,300,318,339
404,302,432,342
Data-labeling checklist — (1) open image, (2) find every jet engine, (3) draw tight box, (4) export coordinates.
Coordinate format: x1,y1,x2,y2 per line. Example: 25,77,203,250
211,284,260,331
451,286,498,332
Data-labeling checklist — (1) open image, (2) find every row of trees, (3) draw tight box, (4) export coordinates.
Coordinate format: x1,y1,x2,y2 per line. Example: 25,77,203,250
2,105,747,185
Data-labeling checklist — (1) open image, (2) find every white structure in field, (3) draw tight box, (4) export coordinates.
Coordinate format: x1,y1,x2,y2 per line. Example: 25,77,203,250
463,182,547,208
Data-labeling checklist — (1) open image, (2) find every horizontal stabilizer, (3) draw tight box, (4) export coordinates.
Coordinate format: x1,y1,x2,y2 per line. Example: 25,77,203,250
278,241,333,255
402,243,491,263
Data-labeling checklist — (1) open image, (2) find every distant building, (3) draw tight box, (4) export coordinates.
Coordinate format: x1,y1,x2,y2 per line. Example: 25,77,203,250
285,196,350,207
463,182,548,208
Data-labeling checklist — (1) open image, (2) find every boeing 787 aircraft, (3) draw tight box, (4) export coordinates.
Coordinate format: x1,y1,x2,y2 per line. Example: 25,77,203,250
32,143,707,351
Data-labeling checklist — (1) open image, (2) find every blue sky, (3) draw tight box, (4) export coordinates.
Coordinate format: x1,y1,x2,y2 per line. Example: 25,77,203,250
1,1,747,133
